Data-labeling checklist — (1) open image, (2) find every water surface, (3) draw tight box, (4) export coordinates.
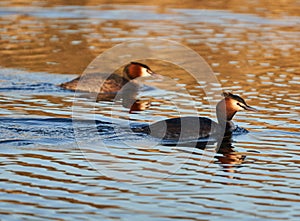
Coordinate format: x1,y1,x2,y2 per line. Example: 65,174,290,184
0,1,299,220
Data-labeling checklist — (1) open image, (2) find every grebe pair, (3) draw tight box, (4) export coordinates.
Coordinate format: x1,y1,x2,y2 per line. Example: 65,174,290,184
61,62,256,139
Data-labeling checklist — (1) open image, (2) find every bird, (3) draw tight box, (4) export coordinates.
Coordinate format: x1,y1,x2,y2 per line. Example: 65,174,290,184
60,62,157,94
133,92,257,141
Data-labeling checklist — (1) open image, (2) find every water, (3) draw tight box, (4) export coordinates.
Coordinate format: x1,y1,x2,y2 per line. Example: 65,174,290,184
0,1,299,220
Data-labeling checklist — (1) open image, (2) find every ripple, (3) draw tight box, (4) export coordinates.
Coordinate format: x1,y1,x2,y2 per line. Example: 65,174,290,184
0,1,300,220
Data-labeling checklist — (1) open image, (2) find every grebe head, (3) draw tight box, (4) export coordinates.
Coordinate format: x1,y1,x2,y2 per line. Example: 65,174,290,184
123,62,156,80
216,92,257,126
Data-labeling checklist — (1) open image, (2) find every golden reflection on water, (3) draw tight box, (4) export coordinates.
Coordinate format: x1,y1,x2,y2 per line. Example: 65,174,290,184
4,0,300,17
0,1,298,138
0,1,300,220
0,1,299,76
1,1,299,130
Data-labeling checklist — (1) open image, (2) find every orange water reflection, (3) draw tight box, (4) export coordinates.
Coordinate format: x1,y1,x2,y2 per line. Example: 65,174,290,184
0,1,299,219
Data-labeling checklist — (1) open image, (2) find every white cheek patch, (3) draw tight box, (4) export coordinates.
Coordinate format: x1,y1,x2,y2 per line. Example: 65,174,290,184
141,68,152,77
229,99,243,111
235,102,246,111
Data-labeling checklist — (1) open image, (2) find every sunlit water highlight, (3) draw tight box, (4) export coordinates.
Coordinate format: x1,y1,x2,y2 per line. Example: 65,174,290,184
0,1,299,220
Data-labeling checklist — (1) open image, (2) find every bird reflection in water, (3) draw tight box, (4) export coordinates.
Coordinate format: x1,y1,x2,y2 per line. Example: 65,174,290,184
165,136,247,174
214,137,246,173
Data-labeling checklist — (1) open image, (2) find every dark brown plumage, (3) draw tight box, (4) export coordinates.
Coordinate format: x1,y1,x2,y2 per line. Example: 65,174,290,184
135,93,256,140
60,62,156,94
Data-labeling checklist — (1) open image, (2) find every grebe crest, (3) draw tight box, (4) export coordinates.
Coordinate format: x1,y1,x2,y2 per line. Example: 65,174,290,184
123,62,156,79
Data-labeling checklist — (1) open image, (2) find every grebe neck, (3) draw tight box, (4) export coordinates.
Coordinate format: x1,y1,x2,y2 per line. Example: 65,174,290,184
216,98,237,132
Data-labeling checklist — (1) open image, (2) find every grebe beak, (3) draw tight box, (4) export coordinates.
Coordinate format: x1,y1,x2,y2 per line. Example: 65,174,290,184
244,104,257,112
144,68,162,79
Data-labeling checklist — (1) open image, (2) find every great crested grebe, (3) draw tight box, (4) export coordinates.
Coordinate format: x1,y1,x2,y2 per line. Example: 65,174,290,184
60,62,157,93
134,92,257,140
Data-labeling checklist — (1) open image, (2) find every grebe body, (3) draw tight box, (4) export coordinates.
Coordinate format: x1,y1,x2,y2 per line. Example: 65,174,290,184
60,62,156,93
135,93,256,140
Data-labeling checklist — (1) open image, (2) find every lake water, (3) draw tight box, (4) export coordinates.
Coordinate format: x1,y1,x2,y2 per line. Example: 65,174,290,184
0,1,299,220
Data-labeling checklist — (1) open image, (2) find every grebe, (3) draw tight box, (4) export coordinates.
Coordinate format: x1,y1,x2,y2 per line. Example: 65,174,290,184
60,62,157,93
134,92,257,140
